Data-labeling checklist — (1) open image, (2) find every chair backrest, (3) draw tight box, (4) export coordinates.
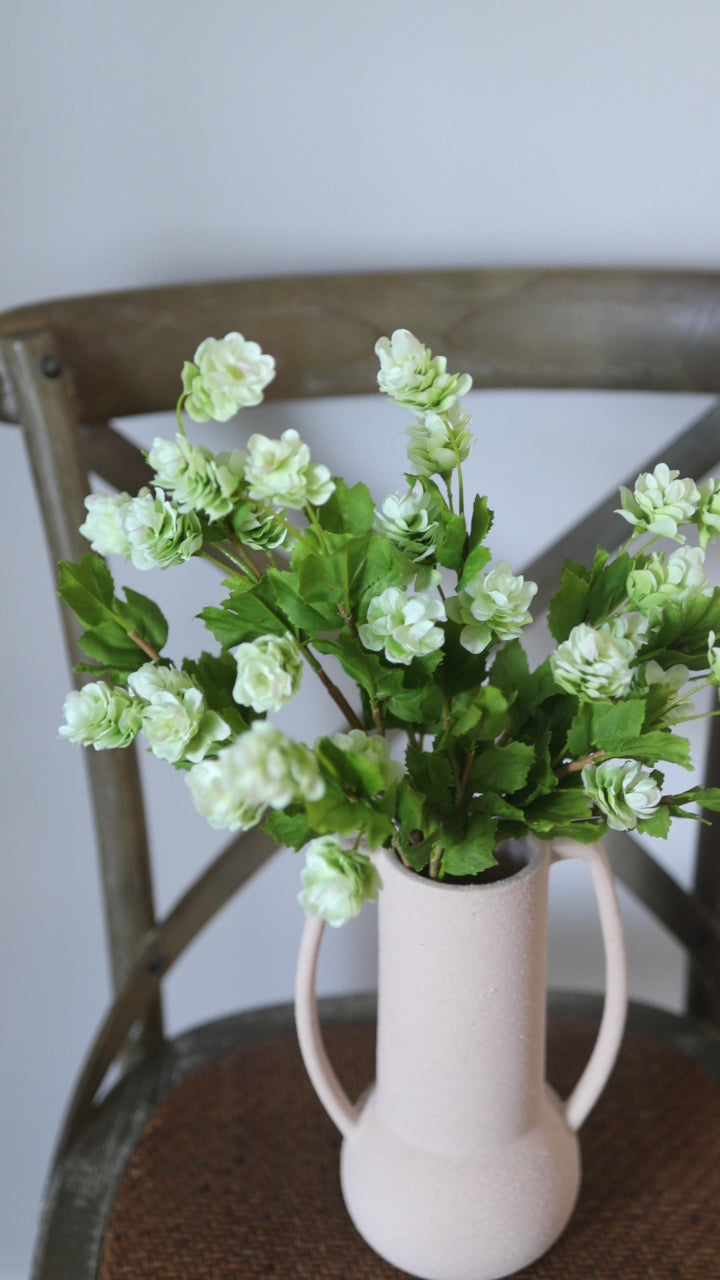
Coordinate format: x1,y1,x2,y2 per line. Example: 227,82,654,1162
3,269,720,1136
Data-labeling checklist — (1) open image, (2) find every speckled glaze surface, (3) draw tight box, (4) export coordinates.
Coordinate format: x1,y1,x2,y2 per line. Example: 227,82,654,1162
296,839,627,1280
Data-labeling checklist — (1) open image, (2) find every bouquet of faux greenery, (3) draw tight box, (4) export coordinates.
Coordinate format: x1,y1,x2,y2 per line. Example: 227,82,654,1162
58,329,720,925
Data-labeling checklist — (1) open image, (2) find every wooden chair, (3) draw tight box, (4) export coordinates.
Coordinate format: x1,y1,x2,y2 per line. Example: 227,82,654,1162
2,270,720,1279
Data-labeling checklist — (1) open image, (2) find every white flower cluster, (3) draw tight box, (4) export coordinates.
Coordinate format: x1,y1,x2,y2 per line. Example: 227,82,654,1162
359,586,446,666
448,562,537,655
617,463,701,541
181,333,276,422
582,759,662,831
376,481,439,563
376,329,474,480
147,435,246,521
186,721,325,832
245,428,335,510
59,664,230,764
59,682,141,750
128,665,231,763
80,487,203,570
407,404,474,479
627,546,711,619
231,633,303,714
298,837,382,926
550,624,635,702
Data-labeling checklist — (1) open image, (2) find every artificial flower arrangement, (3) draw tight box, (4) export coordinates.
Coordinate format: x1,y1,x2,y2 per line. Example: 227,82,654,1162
58,329,720,926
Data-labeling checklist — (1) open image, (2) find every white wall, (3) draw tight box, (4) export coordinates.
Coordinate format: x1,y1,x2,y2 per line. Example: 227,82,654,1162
3,3,720,1276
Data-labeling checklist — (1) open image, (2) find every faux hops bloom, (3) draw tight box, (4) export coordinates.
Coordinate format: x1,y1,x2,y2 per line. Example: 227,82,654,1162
359,586,446,665
550,623,635,701
79,492,133,557
694,477,720,550
298,838,381,926
128,664,230,764
617,463,701,541
231,633,303,714
121,487,203,570
181,333,276,422
245,429,335,509
447,562,537,654
59,682,141,750
582,759,662,831
375,329,472,414
148,434,246,521
376,481,439,562
186,721,325,832
626,546,711,619
406,403,474,478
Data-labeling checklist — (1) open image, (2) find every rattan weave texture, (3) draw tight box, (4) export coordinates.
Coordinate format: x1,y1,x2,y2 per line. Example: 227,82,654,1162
100,1017,720,1279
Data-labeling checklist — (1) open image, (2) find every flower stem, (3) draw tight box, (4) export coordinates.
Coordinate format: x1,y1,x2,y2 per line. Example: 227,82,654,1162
127,630,162,663
302,643,365,730
556,750,606,779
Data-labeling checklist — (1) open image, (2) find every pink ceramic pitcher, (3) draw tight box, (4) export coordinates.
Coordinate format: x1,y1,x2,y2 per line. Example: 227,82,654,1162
296,838,627,1280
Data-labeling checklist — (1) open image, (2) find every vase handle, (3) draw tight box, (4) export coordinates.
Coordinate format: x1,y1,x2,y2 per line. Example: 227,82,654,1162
295,914,360,1138
550,838,628,1131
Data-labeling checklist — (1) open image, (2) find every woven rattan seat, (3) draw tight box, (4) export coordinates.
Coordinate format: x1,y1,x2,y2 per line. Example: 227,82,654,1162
91,1004,720,1279
3,271,720,1278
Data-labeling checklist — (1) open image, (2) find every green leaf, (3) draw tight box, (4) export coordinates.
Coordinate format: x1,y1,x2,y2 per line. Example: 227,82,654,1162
435,621,488,698
448,685,510,742
525,787,595,832
566,704,593,758
116,587,169,653
441,814,499,877
468,494,494,553
547,561,591,642
262,809,315,850
318,478,376,535
316,738,388,799
77,621,146,671
590,699,646,752
201,579,286,647
636,806,672,838
386,685,443,728
181,651,250,732
304,787,394,849
435,511,468,570
265,568,340,631
396,778,428,845
58,555,116,628
406,748,455,805
468,742,535,796
610,732,692,770
694,788,720,813
587,552,632,624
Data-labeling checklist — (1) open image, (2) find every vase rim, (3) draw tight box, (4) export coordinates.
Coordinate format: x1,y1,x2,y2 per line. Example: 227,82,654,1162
374,837,549,896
